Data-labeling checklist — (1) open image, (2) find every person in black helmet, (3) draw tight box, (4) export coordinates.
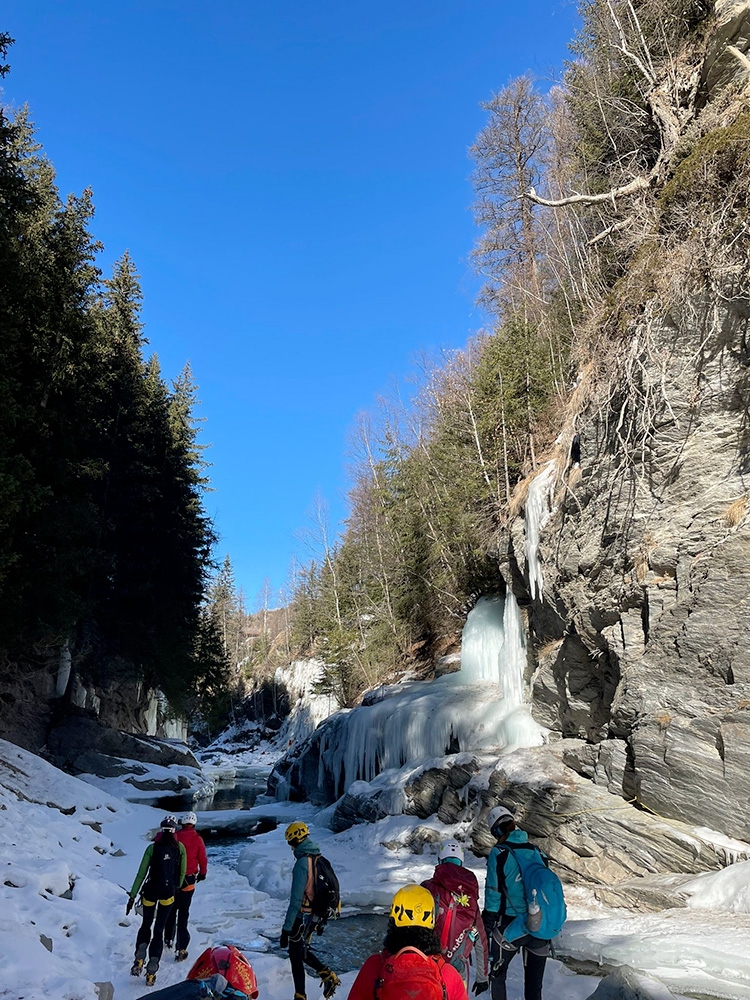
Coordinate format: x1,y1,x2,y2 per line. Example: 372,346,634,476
280,821,340,1000
126,815,187,987
483,806,551,1000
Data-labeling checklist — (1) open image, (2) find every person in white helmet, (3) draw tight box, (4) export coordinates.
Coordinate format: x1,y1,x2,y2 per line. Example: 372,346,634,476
422,839,489,993
483,806,550,1000
162,810,208,962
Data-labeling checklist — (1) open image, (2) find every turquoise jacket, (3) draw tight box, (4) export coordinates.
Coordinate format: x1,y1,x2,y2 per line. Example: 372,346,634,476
484,829,528,919
282,837,321,932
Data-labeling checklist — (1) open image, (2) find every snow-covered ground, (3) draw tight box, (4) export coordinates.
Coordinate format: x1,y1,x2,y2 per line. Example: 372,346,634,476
3,735,750,1000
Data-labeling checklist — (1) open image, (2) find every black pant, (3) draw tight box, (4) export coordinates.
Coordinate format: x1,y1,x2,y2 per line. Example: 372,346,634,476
489,917,548,1000
135,899,174,967
289,917,328,995
164,887,195,950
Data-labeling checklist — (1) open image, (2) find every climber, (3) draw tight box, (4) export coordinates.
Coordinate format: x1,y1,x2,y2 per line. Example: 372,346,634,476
280,821,341,1000
482,806,554,1000
127,815,187,986
163,811,209,962
422,839,489,992
348,883,469,1000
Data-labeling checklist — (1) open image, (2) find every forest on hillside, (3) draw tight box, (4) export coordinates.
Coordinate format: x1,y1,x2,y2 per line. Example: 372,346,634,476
0,33,231,722
3,0,748,728
225,0,749,708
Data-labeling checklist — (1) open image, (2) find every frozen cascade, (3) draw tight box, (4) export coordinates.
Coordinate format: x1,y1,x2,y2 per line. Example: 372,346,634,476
276,659,339,746
316,591,544,798
525,462,556,600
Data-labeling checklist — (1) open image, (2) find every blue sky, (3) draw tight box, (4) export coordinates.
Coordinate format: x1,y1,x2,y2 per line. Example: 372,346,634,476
2,1,579,606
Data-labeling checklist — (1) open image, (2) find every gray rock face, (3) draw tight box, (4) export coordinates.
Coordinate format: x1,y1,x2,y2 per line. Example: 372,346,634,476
515,295,750,845
45,713,199,785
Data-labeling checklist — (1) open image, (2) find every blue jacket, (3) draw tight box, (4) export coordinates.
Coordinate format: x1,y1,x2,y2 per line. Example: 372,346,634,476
484,829,528,920
283,837,321,932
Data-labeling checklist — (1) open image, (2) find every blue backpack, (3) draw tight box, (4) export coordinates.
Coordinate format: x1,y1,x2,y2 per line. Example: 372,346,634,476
500,843,567,942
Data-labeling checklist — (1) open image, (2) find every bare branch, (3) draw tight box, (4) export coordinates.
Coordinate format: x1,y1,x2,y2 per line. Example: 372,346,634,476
526,174,650,208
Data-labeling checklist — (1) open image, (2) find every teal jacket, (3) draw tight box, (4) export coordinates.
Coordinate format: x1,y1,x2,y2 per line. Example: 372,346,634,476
484,829,528,919
282,837,321,932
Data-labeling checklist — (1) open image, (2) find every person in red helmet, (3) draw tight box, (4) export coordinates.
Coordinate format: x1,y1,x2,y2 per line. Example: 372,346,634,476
163,811,208,962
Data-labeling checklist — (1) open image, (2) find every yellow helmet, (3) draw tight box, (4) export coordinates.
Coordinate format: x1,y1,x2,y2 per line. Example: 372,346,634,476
390,884,436,929
284,821,310,845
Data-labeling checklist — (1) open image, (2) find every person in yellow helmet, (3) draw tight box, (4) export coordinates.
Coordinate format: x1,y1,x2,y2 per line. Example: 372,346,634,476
348,884,469,1000
280,821,341,1000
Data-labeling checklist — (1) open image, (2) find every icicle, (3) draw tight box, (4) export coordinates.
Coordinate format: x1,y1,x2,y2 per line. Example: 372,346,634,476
315,591,544,795
525,462,556,600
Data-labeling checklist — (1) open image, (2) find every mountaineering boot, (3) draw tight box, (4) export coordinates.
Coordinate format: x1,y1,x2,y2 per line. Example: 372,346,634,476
145,958,159,986
175,948,189,962
130,958,144,977
294,993,307,1000
319,969,341,998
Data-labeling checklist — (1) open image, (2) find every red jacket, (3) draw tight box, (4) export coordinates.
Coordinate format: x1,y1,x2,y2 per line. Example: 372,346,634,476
348,950,468,1000
156,827,208,885
176,827,207,879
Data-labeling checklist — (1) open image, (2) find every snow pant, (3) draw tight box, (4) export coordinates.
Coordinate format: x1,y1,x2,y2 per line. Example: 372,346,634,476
289,916,328,995
164,885,196,950
489,918,549,1000
135,897,175,968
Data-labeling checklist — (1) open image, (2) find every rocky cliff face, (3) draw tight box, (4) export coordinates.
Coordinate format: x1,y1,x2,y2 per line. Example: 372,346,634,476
520,293,750,843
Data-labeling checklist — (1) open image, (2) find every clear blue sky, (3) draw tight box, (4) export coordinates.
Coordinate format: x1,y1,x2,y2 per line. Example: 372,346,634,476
2,1,578,607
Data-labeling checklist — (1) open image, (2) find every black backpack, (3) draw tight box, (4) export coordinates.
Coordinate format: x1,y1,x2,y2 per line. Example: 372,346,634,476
309,855,340,923
145,838,181,901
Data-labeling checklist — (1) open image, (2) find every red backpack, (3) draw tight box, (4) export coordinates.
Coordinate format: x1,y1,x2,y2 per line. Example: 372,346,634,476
424,867,481,965
374,947,448,1000
187,945,259,999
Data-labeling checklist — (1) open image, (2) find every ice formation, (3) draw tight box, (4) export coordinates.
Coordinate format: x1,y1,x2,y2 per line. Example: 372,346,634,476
524,461,556,600
276,659,339,746
317,591,544,796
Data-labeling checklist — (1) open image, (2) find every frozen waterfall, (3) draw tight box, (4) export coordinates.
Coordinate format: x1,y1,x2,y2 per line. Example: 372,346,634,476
316,590,544,797
525,462,556,600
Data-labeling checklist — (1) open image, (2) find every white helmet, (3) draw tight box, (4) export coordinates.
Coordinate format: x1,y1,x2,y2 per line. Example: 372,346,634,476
181,812,198,826
487,805,514,833
438,840,464,864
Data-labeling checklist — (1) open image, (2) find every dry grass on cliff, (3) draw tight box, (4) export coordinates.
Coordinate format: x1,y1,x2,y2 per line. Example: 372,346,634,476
722,496,748,527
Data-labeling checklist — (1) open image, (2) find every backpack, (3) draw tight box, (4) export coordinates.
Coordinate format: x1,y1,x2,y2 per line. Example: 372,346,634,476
500,844,566,941
145,838,181,901
308,855,341,924
187,946,259,1000
431,877,480,965
374,947,448,1000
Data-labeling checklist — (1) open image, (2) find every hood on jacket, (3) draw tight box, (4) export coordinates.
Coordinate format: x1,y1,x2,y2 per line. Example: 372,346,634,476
294,837,321,859
503,829,529,847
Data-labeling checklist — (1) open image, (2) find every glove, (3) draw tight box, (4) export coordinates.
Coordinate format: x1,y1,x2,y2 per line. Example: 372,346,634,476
482,909,498,934
126,896,134,915
197,872,206,882
472,981,489,995
280,929,289,949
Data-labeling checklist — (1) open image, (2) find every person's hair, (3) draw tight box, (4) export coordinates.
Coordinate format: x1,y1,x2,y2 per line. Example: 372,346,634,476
384,921,442,956
157,829,177,846
494,818,516,841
